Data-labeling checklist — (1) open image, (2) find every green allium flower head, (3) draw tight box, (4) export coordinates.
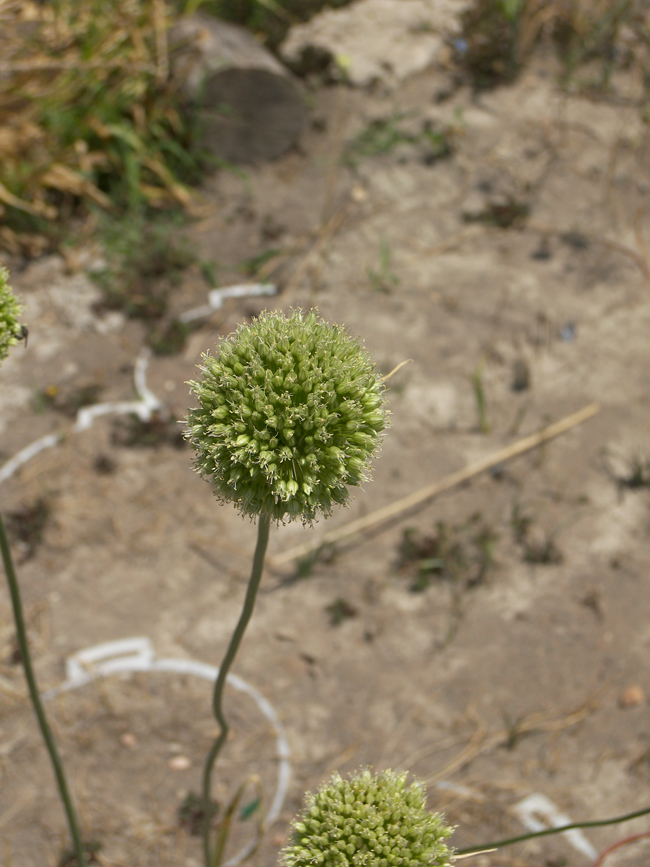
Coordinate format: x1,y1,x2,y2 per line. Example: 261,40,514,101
282,769,454,867
186,309,388,524
0,267,24,364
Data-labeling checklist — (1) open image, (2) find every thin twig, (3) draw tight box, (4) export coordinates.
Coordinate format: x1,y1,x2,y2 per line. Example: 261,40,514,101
281,205,351,303
382,359,413,382
592,831,650,867
424,690,600,786
152,0,169,84
270,402,600,568
528,219,650,284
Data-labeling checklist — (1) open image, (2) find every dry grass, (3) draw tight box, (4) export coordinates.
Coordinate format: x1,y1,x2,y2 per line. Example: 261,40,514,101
0,0,200,254
515,0,634,69
1,0,648,256
460,0,647,89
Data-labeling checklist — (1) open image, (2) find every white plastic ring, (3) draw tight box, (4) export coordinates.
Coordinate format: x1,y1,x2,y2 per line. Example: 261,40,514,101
43,637,291,866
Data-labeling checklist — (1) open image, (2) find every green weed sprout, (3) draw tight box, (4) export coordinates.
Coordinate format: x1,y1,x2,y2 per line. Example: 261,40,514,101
0,266,24,362
186,309,389,866
0,270,88,867
282,769,454,867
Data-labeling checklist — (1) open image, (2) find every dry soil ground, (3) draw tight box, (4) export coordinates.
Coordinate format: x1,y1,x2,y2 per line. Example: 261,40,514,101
2,32,650,867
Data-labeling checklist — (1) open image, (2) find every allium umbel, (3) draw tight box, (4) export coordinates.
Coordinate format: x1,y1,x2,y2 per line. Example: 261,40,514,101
282,769,454,867
0,267,24,364
186,310,388,523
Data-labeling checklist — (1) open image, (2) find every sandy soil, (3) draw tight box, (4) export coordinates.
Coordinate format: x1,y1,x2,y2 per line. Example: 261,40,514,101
2,37,650,867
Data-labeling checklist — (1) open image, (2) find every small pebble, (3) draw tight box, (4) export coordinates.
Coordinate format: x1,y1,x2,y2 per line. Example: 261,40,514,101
619,685,645,708
560,321,577,342
511,359,530,392
168,755,191,771
531,243,552,261
120,732,137,748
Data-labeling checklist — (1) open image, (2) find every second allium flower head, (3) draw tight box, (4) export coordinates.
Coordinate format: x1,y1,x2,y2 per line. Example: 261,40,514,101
282,769,454,867
0,267,24,365
186,309,389,524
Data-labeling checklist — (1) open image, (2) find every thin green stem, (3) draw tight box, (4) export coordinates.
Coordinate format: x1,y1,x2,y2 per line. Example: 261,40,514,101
0,514,87,867
455,803,650,856
202,512,272,867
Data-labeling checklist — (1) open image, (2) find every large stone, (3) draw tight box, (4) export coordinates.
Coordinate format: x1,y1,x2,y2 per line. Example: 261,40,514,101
280,0,470,89
171,14,307,164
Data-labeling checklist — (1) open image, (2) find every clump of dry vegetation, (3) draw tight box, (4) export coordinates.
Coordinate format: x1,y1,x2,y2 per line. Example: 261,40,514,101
0,0,358,256
4,0,644,256
459,0,650,91
0,0,201,255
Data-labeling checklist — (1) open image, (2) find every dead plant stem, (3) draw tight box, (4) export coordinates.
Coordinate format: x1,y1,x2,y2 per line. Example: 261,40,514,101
271,402,600,568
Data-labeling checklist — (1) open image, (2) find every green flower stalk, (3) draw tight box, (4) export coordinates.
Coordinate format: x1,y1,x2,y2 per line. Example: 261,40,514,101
186,309,388,525
282,769,454,867
186,309,389,867
1,267,87,866
0,266,24,364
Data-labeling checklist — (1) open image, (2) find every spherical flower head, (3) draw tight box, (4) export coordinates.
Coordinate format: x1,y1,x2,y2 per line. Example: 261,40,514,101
0,267,24,365
186,309,388,524
281,769,454,867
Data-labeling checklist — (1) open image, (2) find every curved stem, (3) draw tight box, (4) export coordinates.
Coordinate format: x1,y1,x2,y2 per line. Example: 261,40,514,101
592,831,650,867
0,515,87,867
455,804,650,856
202,512,272,867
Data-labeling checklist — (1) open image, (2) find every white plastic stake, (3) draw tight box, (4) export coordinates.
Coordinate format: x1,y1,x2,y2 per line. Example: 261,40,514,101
0,350,164,482
513,793,597,860
180,283,277,322
44,637,291,865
